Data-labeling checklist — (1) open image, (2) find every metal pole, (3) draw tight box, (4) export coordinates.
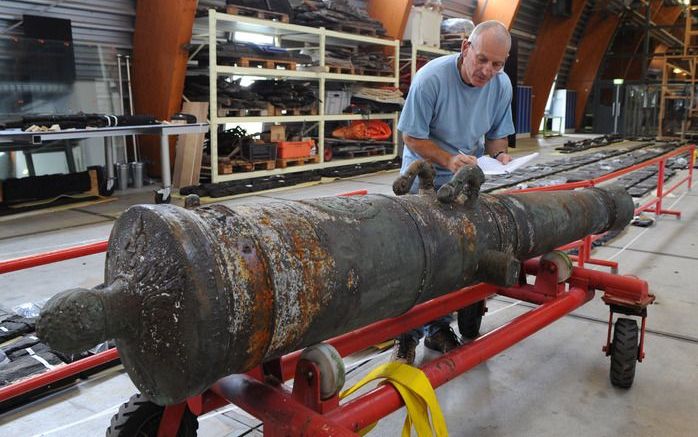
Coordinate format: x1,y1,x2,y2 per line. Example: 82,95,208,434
116,54,129,163
125,55,138,162
0,241,108,274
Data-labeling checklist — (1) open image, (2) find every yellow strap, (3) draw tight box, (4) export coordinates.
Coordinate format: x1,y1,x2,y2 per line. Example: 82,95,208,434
340,362,448,437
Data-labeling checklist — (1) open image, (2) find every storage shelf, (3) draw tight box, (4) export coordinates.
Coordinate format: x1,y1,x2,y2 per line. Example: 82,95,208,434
218,115,322,124
409,44,457,79
213,154,395,182
215,65,320,79
209,67,398,83
217,113,397,124
194,12,397,48
323,113,398,121
199,9,401,183
324,72,397,83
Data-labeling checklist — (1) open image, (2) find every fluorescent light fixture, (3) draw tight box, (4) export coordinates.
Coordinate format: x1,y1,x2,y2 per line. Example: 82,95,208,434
234,31,274,45
613,78,624,85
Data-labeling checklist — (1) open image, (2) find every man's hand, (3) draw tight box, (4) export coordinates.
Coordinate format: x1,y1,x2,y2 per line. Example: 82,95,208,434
447,153,477,172
496,153,512,164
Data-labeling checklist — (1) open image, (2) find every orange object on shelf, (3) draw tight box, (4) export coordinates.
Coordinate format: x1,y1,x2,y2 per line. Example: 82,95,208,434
277,140,314,159
331,120,392,140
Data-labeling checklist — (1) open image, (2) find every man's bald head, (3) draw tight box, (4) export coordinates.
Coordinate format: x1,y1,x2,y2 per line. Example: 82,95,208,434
468,20,511,53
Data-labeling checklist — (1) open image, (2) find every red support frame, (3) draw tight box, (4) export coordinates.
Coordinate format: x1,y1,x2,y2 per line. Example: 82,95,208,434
177,259,652,437
0,157,679,423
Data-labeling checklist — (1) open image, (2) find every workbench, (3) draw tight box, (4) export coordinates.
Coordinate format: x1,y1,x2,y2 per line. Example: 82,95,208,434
0,123,209,203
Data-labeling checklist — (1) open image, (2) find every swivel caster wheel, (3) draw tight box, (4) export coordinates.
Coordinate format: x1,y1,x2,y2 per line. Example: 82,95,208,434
609,318,639,389
541,251,573,282
300,343,346,400
106,393,198,436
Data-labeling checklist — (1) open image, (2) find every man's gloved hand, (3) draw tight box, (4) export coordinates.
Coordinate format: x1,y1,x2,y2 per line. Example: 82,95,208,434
447,153,477,172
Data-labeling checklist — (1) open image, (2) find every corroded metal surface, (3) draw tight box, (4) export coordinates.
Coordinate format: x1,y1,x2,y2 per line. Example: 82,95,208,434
37,164,633,405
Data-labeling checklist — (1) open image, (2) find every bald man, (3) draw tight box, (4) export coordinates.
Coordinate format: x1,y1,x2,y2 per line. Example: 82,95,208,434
393,20,515,364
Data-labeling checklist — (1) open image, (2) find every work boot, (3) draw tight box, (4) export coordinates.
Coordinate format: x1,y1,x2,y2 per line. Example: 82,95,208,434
391,334,418,365
424,327,461,354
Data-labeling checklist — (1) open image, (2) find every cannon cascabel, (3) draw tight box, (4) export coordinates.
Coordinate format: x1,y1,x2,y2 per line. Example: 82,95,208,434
37,179,633,405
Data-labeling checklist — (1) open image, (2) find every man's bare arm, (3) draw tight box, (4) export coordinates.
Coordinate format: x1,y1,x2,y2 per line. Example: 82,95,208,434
403,134,476,172
485,137,512,164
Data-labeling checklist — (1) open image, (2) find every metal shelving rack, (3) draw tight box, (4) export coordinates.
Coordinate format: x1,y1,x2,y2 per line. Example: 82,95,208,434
409,44,455,79
193,10,401,183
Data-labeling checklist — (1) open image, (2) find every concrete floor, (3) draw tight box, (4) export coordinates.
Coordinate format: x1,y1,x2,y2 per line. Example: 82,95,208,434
0,134,696,436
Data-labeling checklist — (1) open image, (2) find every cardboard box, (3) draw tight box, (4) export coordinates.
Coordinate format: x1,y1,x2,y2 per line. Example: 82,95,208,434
271,125,286,142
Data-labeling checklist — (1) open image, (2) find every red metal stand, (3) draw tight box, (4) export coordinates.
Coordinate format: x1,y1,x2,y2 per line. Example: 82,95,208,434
157,256,654,436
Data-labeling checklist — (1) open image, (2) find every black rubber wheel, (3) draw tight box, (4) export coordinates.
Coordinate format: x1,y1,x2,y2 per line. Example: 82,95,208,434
106,393,198,437
457,300,486,339
610,317,639,389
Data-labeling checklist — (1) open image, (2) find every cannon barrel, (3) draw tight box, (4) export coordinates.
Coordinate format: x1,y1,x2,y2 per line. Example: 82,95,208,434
37,167,633,405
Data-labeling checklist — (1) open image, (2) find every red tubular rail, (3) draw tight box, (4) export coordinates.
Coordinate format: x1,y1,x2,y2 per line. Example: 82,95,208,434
279,284,498,381
511,144,695,268
0,241,108,274
324,287,595,432
0,348,120,403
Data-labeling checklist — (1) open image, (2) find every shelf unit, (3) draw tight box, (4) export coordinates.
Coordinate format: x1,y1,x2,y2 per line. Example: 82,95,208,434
409,44,456,79
192,10,401,182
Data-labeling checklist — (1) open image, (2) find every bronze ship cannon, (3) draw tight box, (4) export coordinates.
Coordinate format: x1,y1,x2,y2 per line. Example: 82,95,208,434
36,165,634,405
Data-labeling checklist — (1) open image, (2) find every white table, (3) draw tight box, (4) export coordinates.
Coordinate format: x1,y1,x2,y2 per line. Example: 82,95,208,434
0,123,209,203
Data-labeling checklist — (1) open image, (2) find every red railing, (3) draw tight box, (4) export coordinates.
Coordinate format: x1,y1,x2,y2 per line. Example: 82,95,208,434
509,143,695,270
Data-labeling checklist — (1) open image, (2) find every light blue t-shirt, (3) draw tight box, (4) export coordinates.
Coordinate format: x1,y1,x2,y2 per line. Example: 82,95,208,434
398,54,515,185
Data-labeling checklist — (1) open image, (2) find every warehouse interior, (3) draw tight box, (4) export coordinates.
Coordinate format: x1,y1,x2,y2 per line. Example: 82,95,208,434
0,1,697,436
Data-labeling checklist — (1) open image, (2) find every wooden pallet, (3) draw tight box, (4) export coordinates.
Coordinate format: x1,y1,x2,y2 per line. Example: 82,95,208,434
217,106,268,117
267,103,318,116
353,67,394,77
333,23,379,37
218,159,276,174
334,146,387,159
327,65,355,75
441,33,467,41
275,155,320,169
235,56,297,70
225,5,289,22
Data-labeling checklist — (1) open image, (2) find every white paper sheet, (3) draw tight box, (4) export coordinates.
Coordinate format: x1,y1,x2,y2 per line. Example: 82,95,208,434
477,153,539,175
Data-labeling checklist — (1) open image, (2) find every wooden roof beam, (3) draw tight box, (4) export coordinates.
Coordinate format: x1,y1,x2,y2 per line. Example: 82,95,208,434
473,0,522,29
567,6,622,130
523,0,588,136
132,0,197,177
367,0,412,40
